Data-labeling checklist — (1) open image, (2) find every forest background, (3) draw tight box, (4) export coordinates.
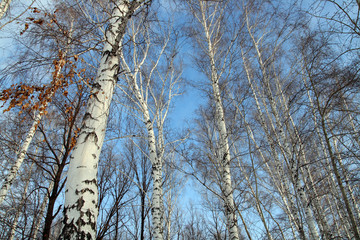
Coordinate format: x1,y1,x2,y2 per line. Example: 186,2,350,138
0,0,359,239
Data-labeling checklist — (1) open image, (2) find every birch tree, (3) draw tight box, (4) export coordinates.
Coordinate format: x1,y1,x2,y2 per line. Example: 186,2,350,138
299,34,360,239
0,5,80,205
59,1,151,238
185,0,241,238
117,12,183,239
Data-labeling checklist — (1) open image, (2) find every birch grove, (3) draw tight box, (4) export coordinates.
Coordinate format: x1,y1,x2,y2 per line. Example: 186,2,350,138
0,0,359,239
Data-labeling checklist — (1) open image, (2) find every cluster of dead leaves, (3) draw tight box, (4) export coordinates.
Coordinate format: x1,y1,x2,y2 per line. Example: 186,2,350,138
20,7,60,35
0,50,83,116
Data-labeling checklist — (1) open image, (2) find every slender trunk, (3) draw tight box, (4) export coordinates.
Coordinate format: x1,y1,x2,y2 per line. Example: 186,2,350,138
59,1,146,238
0,112,40,205
120,26,169,238
246,16,320,237
8,162,34,240
121,61,164,239
143,107,164,239
212,79,239,240
241,50,304,239
140,188,146,240
333,138,360,223
329,193,352,238
198,3,239,238
276,70,331,239
0,27,73,205
304,64,360,239
304,75,348,238
320,116,360,239
165,188,173,240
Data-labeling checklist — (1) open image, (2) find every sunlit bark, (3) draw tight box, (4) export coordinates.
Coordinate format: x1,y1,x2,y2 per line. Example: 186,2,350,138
303,55,360,239
119,17,181,239
241,49,304,239
0,49,69,206
8,162,34,240
59,1,149,239
0,0,11,19
188,1,240,238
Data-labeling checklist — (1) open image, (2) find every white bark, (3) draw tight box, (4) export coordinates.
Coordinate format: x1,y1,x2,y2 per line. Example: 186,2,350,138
121,46,166,240
118,17,181,239
241,50,304,239
8,162,34,240
0,0,11,19
333,135,360,223
0,87,59,206
243,10,320,238
193,1,240,238
60,1,147,239
0,24,74,205
305,78,352,238
211,80,239,240
0,113,39,205
276,76,331,238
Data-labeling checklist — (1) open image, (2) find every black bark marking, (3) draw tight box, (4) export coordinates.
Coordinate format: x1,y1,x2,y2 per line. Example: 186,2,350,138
77,197,85,211
92,82,101,90
84,132,98,145
111,63,119,71
83,112,96,121
75,188,95,195
102,50,111,57
84,178,97,185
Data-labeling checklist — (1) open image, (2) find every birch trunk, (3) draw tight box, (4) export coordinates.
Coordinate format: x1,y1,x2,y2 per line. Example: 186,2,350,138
276,76,331,239
210,75,239,240
8,162,34,240
0,112,40,205
305,78,353,238
0,82,59,206
118,17,181,238
303,62,360,239
241,50,304,239
0,22,74,205
0,0,11,19
59,1,147,239
320,116,360,239
244,11,320,238
196,2,240,238
122,61,165,240
333,137,360,223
